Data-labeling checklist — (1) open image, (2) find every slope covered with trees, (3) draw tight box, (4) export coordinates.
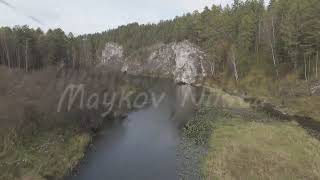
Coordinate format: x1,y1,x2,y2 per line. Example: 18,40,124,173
0,0,319,82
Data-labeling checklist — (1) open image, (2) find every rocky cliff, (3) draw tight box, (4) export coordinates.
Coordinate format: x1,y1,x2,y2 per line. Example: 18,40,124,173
101,42,124,70
101,41,209,85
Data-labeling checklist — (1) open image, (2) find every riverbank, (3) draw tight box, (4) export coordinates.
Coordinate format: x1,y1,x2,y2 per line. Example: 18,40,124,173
183,85,320,179
0,67,135,180
207,72,320,122
1,127,91,180
204,118,320,179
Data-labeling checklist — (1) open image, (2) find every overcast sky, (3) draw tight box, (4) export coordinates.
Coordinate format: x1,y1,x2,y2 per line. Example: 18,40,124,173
1,0,239,34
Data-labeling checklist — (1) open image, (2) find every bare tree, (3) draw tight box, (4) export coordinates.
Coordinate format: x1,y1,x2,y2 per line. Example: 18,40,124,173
316,51,319,79
25,39,29,72
72,45,76,69
0,40,3,65
270,16,279,78
207,53,216,77
256,18,261,54
209,60,215,77
303,53,313,96
231,46,239,82
304,54,308,81
17,47,21,69
1,34,11,69
308,55,311,80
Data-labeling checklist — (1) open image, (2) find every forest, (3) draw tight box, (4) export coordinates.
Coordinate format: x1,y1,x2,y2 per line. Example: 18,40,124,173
0,0,319,82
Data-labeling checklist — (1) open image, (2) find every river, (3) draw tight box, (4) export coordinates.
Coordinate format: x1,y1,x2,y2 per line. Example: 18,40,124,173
67,78,204,180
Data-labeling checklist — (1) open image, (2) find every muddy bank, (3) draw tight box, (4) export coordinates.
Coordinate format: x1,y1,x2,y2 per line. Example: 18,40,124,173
244,96,320,133
197,81,320,134
195,82,320,138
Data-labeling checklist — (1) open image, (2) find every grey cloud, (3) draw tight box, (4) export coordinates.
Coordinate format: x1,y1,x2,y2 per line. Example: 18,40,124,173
0,0,45,26
1,0,270,34
0,0,15,9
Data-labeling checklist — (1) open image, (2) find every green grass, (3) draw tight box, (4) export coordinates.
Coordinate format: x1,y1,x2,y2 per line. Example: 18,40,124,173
0,128,91,180
184,106,233,145
203,118,320,180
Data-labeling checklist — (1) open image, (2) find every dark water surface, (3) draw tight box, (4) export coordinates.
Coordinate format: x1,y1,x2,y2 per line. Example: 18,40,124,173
67,79,202,180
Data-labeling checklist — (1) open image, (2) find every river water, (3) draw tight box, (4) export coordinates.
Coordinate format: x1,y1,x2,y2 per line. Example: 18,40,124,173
67,78,204,180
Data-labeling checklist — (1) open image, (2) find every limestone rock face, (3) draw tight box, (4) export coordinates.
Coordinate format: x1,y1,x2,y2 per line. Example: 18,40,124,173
144,43,176,77
101,41,209,84
172,41,207,84
122,58,144,76
311,81,320,96
101,42,124,70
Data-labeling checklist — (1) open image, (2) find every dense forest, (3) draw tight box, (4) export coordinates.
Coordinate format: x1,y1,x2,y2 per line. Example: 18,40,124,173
0,0,319,81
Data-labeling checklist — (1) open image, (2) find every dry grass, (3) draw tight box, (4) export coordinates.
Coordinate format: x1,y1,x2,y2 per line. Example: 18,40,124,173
0,65,126,137
204,119,320,180
203,86,250,109
211,69,320,122
1,128,91,180
268,96,320,122
0,66,128,179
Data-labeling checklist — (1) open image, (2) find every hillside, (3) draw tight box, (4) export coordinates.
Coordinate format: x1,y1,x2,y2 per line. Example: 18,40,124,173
1,0,319,82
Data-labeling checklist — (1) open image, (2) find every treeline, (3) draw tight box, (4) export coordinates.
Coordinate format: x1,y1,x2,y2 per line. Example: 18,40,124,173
0,0,319,80
0,26,103,70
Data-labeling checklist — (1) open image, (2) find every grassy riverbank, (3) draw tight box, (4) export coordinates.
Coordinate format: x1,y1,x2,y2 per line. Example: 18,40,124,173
209,71,320,122
1,128,91,180
204,119,320,179
185,101,320,179
0,67,133,180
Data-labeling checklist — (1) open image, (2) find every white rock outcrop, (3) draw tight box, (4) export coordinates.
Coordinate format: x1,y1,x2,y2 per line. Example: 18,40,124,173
144,43,176,77
101,41,209,84
101,42,124,69
172,41,207,84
